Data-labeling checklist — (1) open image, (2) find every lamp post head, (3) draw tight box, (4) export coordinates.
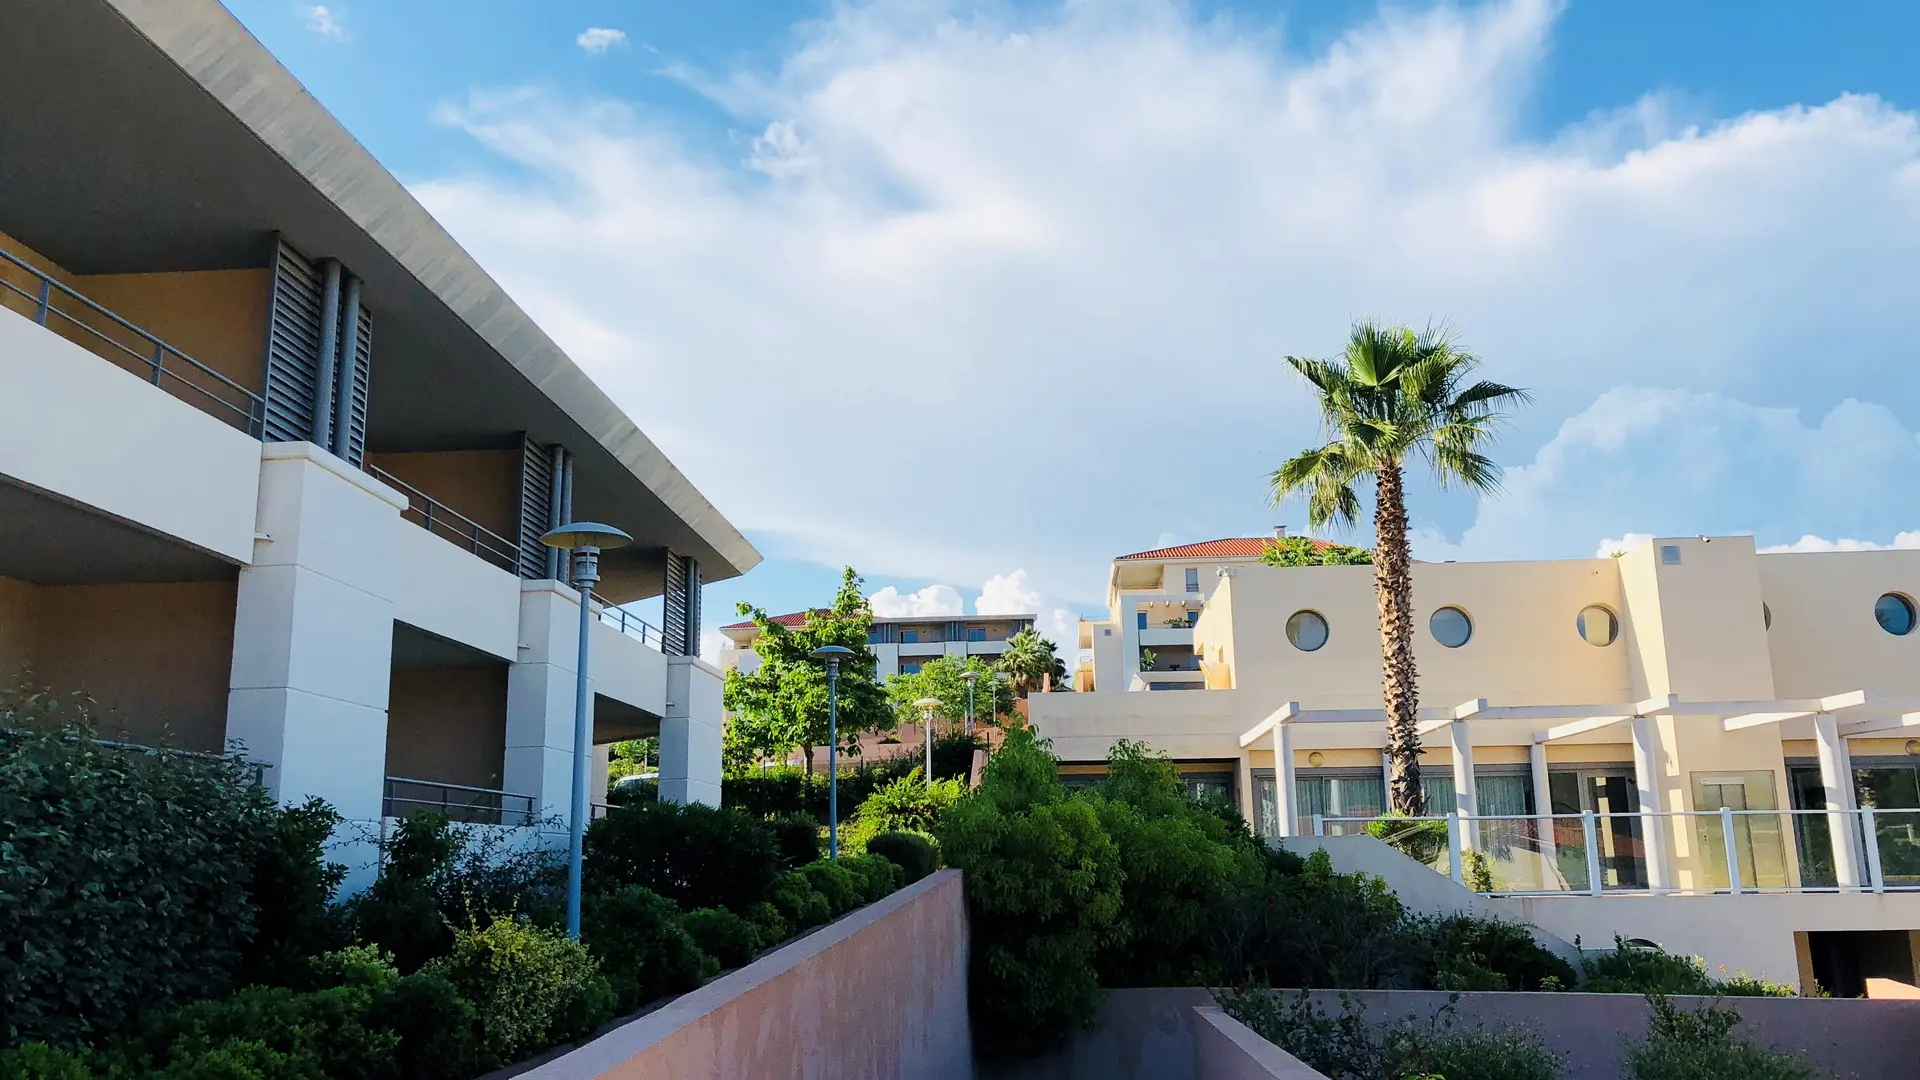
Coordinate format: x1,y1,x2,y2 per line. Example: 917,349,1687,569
539,522,634,551
914,697,941,716
810,644,854,672
960,670,980,683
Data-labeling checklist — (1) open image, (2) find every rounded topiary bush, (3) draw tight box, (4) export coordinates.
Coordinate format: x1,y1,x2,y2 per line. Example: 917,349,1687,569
768,872,831,933
583,800,779,913
678,908,762,970
865,831,939,884
799,860,863,916
840,853,903,903
581,886,716,1012
766,812,823,868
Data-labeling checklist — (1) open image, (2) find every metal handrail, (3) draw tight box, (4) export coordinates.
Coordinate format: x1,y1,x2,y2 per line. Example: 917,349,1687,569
382,775,536,827
368,465,520,570
591,592,665,651
0,246,266,435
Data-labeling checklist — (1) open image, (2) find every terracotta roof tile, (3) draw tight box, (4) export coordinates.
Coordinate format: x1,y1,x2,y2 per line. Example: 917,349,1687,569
720,609,821,631
1115,536,1337,561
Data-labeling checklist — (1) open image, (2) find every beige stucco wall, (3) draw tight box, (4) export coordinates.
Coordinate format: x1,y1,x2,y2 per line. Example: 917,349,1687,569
0,577,237,752
386,666,509,789
367,449,522,541
71,269,270,396
1760,549,1920,699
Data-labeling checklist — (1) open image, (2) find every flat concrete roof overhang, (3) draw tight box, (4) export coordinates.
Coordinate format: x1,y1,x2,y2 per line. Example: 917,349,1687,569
0,0,760,583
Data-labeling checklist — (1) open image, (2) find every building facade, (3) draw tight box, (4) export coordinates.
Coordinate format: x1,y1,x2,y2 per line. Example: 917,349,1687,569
0,0,757,868
1038,533,1920,992
719,612,1037,680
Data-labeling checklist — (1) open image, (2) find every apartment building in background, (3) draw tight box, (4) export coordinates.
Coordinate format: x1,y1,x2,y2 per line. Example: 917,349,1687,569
718,611,1037,679
1036,532,1920,996
0,0,757,868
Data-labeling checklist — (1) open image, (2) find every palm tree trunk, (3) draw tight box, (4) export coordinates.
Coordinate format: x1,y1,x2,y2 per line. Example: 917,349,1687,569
1374,461,1427,816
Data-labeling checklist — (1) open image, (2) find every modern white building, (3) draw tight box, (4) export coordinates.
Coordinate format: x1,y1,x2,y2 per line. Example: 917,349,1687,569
0,0,756,864
718,611,1037,680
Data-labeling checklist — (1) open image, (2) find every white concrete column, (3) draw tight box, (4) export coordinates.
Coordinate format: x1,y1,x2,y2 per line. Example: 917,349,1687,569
1118,596,1142,688
507,581,591,824
1630,713,1670,890
1530,741,1555,863
1271,721,1299,837
591,743,612,807
659,655,723,807
1814,712,1863,890
227,443,404,825
1236,751,1255,831
1449,720,1477,850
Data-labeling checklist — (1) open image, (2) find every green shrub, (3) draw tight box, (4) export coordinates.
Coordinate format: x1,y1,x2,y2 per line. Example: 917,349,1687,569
937,727,1124,1061
743,901,790,948
799,860,863,915
379,971,485,1080
1253,850,1415,990
1622,996,1819,1080
1217,988,1564,1080
423,916,615,1065
679,908,762,970
132,981,400,1080
1412,915,1576,992
584,800,780,913
841,853,904,903
0,1043,99,1080
580,886,716,1012
1579,937,1792,997
768,872,831,932
0,689,281,1047
838,768,965,855
348,814,460,973
239,799,348,987
866,831,939,883
766,812,823,867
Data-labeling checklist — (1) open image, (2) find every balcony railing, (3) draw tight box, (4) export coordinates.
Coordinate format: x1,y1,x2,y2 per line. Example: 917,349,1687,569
383,775,536,827
368,465,519,571
0,247,266,435
592,592,666,651
1300,807,1920,897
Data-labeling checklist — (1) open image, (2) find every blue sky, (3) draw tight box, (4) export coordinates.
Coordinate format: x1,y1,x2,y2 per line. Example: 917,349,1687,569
224,0,1920,654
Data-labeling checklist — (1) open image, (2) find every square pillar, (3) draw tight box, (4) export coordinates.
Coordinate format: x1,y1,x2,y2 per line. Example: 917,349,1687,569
1631,713,1671,890
1270,721,1298,837
1449,720,1477,850
1530,741,1554,866
1814,712,1863,890
506,581,591,824
659,655,723,807
1236,751,1255,831
227,443,403,825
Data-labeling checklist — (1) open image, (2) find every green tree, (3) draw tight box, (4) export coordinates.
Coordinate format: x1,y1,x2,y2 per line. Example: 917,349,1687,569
887,655,1015,730
997,627,1068,697
1268,321,1528,815
722,568,893,773
1258,535,1375,566
607,737,658,782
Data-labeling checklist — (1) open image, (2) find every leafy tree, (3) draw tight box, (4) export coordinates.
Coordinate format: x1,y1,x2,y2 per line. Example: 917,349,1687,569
997,627,1068,697
607,737,658,782
722,568,893,772
1258,535,1375,566
887,655,1015,731
1268,321,1528,815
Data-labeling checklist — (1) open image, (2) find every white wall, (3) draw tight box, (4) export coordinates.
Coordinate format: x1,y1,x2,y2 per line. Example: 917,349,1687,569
0,306,260,563
390,521,521,660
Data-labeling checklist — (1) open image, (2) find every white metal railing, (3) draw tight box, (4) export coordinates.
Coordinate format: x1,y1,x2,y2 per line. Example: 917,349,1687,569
591,592,665,651
383,775,536,827
1298,807,1920,897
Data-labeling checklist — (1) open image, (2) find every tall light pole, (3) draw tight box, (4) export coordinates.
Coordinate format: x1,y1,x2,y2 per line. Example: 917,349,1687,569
810,644,853,860
960,669,979,738
914,697,941,781
539,521,633,939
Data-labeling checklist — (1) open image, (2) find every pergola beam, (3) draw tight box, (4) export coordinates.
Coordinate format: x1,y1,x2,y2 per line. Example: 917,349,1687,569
1238,701,1298,748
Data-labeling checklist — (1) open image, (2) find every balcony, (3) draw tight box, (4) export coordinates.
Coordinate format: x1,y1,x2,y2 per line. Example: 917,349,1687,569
593,593,667,652
383,775,536,828
369,464,519,572
0,246,265,435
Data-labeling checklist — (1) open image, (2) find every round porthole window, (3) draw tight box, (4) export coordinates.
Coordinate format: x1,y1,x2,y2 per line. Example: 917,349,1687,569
1577,605,1618,647
1430,606,1472,648
1286,610,1329,652
1875,593,1916,636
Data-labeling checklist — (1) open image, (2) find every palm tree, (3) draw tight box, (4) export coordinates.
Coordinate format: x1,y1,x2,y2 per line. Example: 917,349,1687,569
1268,321,1529,816
997,628,1058,698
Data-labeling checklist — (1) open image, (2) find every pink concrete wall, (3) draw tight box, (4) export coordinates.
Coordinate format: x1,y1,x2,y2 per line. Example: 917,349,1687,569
1191,1008,1329,1079
520,870,972,1080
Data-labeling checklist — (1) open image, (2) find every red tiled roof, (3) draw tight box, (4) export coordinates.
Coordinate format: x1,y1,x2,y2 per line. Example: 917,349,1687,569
720,609,820,631
1115,536,1337,561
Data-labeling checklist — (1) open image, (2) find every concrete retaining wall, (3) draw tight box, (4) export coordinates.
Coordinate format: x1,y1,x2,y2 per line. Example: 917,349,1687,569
519,870,972,1080
1191,1007,1328,1079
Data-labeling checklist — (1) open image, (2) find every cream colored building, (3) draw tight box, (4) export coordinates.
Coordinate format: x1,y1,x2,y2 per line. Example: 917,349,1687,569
0,0,756,873
1039,533,1920,994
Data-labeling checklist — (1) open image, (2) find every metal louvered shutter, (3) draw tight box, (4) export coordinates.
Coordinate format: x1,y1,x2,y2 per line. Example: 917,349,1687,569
261,236,322,443
516,438,554,579
337,303,373,467
662,554,689,656
685,558,701,655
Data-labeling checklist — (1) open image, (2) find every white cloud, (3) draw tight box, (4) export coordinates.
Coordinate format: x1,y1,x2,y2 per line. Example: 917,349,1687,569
414,0,1920,599
576,27,627,54
1594,534,1653,559
1760,532,1920,554
699,630,730,666
301,5,346,41
867,583,964,617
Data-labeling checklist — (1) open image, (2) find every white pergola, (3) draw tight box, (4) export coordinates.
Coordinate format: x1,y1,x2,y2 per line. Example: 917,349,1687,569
1238,692,1920,890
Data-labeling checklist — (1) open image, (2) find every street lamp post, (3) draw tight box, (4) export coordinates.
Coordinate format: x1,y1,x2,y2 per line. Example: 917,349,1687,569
810,645,854,860
539,522,634,940
914,697,941,781
960,669,979,738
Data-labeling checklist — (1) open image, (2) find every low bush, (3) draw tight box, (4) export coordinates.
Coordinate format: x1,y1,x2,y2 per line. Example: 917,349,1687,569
378,970,485,1080
1218,988,1564,1080
678,908,762,970
580,887,715,1013
240,799,349,987
766,812,823,867
768,872,831,933
349,815,459,973
840,853,904,903
1580,938,1794,997
1622,996,1819,1080
743,901,790,947
584,801,780,913
866,831,939,883
1412,915,1577,992
423,917,615,1066
837,768,965,855
0,688,283,1048
799,860,863,916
